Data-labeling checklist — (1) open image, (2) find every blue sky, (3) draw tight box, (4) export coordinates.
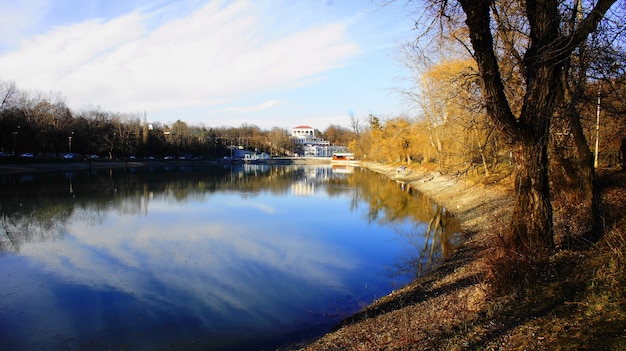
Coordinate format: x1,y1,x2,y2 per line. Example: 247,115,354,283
0,0,417,130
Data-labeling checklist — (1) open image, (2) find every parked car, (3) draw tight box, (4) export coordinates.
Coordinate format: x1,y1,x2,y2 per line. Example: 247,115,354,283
20,153,34,158
63,154,74,159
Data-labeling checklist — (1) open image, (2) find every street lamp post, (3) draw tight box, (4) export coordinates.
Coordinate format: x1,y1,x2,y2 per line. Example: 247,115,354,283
68,132,74,154
11,126,20,156
12,130,18,156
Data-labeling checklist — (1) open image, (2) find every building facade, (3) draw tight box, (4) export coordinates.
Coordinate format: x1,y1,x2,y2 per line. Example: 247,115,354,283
291,125,344,157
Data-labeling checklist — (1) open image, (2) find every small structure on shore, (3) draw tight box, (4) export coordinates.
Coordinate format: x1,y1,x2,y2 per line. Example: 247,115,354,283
332,152,355,161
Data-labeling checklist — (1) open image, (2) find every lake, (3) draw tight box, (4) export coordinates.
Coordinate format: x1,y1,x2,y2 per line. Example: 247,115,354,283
0,163,460,350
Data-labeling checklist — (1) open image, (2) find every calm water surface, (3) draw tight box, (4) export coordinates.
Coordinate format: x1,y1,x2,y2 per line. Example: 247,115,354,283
0,164,460,350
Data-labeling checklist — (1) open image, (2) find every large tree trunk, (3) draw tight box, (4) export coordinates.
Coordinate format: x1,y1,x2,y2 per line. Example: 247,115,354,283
550,104,599,244
459,0,556,253
511,131,554,252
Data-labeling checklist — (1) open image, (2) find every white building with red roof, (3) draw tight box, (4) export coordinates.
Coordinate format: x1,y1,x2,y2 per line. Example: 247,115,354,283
291,126,315,142
291,125,346,157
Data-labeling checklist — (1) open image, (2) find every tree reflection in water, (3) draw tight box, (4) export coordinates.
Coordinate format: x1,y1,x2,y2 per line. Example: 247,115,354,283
1,165,460,277
397,203,460,277
0,165,231,253
0,163,461,350
345,169,461,278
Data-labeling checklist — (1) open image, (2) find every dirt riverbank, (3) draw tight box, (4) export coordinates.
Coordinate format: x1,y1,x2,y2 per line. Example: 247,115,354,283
360,162,514,234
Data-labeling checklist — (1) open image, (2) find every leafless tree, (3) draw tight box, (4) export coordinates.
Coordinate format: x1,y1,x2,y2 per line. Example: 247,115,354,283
410,0,618,253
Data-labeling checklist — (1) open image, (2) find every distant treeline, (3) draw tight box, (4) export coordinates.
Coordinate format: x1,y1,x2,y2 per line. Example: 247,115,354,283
0,80,356,160
2,76,623,171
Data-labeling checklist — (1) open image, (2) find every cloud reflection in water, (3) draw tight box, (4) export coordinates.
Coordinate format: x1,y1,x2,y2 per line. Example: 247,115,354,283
0,165,451,350
7,191,367,349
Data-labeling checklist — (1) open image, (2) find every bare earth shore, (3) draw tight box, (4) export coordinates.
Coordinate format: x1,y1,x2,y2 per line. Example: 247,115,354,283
360,162,514,234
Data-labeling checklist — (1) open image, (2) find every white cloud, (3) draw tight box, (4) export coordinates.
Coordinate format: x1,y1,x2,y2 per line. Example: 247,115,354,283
220,99,284,113
1,12,146,86
225,199,278,214
0,0,359,115
0,0,49,50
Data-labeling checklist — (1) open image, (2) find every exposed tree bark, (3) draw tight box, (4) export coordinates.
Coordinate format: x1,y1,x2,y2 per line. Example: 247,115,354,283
550,104,599,241
510,135,554,250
